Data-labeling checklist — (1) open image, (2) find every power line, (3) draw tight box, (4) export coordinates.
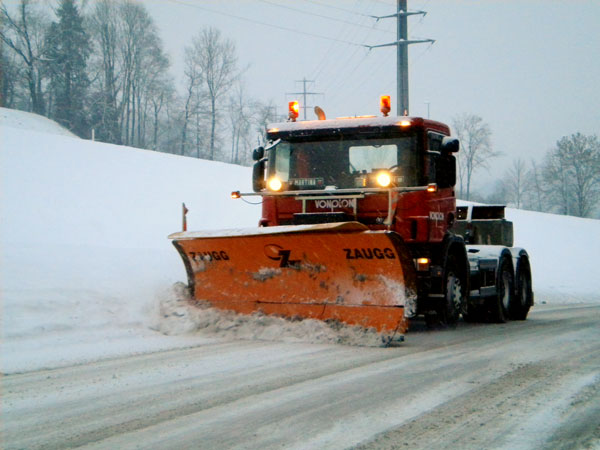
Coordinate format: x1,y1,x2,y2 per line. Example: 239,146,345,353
315,0,390,105
313,0,386,92
165,0,365,47
322,48,374,106
324,1,399,106
371,0,396,5
309,0,378,82
259,0,394,35
302,0,374,18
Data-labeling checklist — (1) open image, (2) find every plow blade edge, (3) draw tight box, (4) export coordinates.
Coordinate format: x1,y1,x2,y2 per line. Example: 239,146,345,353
169,222,416,335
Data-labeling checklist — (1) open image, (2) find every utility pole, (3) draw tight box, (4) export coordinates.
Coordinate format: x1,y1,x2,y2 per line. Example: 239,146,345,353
368,0,434,116
286,78,323,120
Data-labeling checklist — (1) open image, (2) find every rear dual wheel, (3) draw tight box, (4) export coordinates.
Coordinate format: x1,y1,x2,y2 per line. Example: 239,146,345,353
488,256,514,323
510,261,532,320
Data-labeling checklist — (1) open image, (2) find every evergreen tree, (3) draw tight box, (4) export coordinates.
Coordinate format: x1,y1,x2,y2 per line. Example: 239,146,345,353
45,0,90,137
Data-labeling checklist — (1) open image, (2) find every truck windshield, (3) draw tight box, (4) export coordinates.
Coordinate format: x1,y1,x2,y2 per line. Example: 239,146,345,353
268,135,418,190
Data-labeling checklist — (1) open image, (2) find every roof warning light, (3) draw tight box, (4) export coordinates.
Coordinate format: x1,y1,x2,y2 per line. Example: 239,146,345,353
380,95,391,117
289,101,299,122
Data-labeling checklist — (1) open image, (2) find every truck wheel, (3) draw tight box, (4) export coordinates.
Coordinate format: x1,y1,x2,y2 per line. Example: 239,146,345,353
510,262,532,320
439,256,464,325
489,256,514,323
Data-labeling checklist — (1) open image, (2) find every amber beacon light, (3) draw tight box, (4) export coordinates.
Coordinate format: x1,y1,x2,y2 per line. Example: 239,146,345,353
288,101,299,121
380,95,391,117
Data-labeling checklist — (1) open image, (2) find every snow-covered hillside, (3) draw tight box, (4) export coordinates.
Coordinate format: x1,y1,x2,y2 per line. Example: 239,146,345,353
1,110,257,372
0,107,77,137
1,109,599,373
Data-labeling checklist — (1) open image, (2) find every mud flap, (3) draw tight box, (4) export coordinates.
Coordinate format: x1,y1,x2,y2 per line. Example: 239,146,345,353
170,222,416,335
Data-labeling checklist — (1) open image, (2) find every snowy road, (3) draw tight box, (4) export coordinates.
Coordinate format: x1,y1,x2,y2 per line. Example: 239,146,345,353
3,304,599,450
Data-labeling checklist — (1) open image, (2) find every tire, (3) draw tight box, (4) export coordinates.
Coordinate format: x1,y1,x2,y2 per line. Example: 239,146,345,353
438,255,464,325
488,256,514,323
510,261,532,320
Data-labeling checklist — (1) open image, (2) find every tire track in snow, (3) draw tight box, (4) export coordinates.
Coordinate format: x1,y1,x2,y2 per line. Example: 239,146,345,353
3,304,599,449
3,343,397,449
355,348,600,449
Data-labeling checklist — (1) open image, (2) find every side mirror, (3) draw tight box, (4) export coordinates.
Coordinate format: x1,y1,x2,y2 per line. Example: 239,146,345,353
252,159,266,192
253,146,265,161
437,154,456,188
441,137,459,154
429,151,456,188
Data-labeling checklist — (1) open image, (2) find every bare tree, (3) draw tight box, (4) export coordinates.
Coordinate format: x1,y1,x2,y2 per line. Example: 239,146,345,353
0,0,49,114
180,42,203,156
543,148,571,215
502,158,528,208
526,159,546,212
134,35,169,148
147,75,174,151
88,0,170,148
1,43,21,107
187,27,238,160
252,99,279,146
88,0,122,143
543,133,600,217
227,83,251,164
486,179,510,205
452,113,499,200
118,1,150,146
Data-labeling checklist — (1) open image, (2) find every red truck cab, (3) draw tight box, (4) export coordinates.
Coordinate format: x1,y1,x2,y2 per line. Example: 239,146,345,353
257,116,457,247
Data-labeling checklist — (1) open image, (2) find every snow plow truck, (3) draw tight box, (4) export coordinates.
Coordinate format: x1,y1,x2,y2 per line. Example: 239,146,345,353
169,97,533,342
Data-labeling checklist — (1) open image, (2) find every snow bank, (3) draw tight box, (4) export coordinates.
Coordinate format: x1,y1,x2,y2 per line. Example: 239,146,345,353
0,107,77,137
1,108,599,373
0,125,257,248
1,112,258,372
506,207,600,303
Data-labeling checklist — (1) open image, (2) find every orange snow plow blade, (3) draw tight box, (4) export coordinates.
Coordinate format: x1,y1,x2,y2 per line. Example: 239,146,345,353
169,222,416,337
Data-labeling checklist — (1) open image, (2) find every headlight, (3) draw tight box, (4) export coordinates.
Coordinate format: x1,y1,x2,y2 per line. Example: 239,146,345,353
376,171,392,187
268,177,283,191
416,257,430,271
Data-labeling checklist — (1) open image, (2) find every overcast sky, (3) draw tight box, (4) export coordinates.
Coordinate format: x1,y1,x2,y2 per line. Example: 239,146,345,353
143,0,599,188
7,0,599,188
